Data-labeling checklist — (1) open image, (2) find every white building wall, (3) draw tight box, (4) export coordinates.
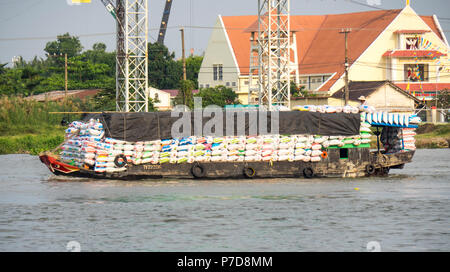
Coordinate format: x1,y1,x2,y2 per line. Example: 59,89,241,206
198,15,240,92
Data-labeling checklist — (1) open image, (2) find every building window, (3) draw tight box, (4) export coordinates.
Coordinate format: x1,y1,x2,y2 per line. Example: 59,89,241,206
311,78,316,83
213,64,223,81
154,93,159,102
406,37,419,50
206,84,210,88
226,82,230,86
404,64,428,82
199,84,204,89
231,82,236,87
244,81,249,85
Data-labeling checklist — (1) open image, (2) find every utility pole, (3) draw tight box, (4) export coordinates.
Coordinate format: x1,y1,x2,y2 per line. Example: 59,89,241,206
340,28,351,105
64,53,68,99
180,27,187,107
180,28,187,81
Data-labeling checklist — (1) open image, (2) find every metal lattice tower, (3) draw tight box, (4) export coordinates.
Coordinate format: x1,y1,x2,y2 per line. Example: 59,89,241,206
116,0,149,112
257,0,291,110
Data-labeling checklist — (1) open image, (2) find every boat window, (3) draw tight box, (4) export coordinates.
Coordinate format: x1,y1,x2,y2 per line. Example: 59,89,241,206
339,148,349,159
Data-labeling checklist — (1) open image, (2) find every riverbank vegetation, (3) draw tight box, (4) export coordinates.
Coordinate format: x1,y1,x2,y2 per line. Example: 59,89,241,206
0,96,92,154
414,123,450,148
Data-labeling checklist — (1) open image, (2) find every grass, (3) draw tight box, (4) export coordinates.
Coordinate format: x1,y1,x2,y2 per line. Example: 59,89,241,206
0,96,92,155
414,123,450,148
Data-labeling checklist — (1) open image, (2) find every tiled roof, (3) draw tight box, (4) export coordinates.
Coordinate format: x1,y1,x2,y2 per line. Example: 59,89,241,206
331,81,420,102
395,82,450,92
220,9,446,92
25,89,101,102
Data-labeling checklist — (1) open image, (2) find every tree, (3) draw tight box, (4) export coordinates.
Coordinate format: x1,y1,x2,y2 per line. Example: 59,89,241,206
290,81,307,97
173,80,195,109
178,55,203,88
0,63,7,75
194,85,239,108
44,33,83,58
147,42,182,90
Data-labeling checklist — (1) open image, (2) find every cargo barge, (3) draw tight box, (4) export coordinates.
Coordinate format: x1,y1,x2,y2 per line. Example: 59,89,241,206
39,108,419,180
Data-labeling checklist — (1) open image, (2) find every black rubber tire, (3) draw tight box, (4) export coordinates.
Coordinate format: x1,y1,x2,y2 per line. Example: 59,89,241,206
365,164,376,175
243,167,256,178
303,167,314,179
114,154,128,168
191,164,206,178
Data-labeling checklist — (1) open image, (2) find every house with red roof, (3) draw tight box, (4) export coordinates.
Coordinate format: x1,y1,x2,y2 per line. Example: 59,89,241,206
198,4,449,113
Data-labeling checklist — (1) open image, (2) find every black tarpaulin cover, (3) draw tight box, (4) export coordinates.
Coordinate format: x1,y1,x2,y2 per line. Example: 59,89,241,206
85,111,360,142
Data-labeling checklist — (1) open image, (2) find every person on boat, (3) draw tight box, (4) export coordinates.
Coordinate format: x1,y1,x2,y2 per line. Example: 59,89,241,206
358,96,367,107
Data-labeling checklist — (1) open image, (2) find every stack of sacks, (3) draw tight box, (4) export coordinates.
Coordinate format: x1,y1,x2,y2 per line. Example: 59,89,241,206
277,135,295,161
60,138,82,167
61,119,104,168
193,137,211,163
172,137,195,164
327,136,345,148
210,136,228,162
121,141,135,164
260,135,278,162
227,136,245,162
244,136,261,162
310,136,325,162
142,140,161,164
159,139,177,164
293,135,311,162
64,121,82,138
79,119,104,141
105,138,127,169
93,142,116,172
293,104,367,114
360,121,372,145
131,142,144,165
402,128,416,150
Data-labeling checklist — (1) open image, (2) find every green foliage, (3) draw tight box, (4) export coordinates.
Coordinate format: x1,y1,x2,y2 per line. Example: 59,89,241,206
0,34,201,114
44,33,83,58
180,55,203,88
173,80,195,109
0,35,116,97
194,85,239,108
0,134,65,155
148,42,182,89
290,81,307,97
0,96,92,136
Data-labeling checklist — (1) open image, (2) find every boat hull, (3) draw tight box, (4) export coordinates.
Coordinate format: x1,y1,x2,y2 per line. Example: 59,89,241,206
39,148,415,180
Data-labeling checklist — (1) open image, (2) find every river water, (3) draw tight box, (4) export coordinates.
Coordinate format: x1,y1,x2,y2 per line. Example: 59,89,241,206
0,149,449,252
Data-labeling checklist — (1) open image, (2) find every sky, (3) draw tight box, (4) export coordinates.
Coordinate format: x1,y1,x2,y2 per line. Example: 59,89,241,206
0,0,449,65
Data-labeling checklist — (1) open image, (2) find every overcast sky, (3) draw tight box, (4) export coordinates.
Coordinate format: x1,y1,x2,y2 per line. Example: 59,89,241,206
0,0,449,65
